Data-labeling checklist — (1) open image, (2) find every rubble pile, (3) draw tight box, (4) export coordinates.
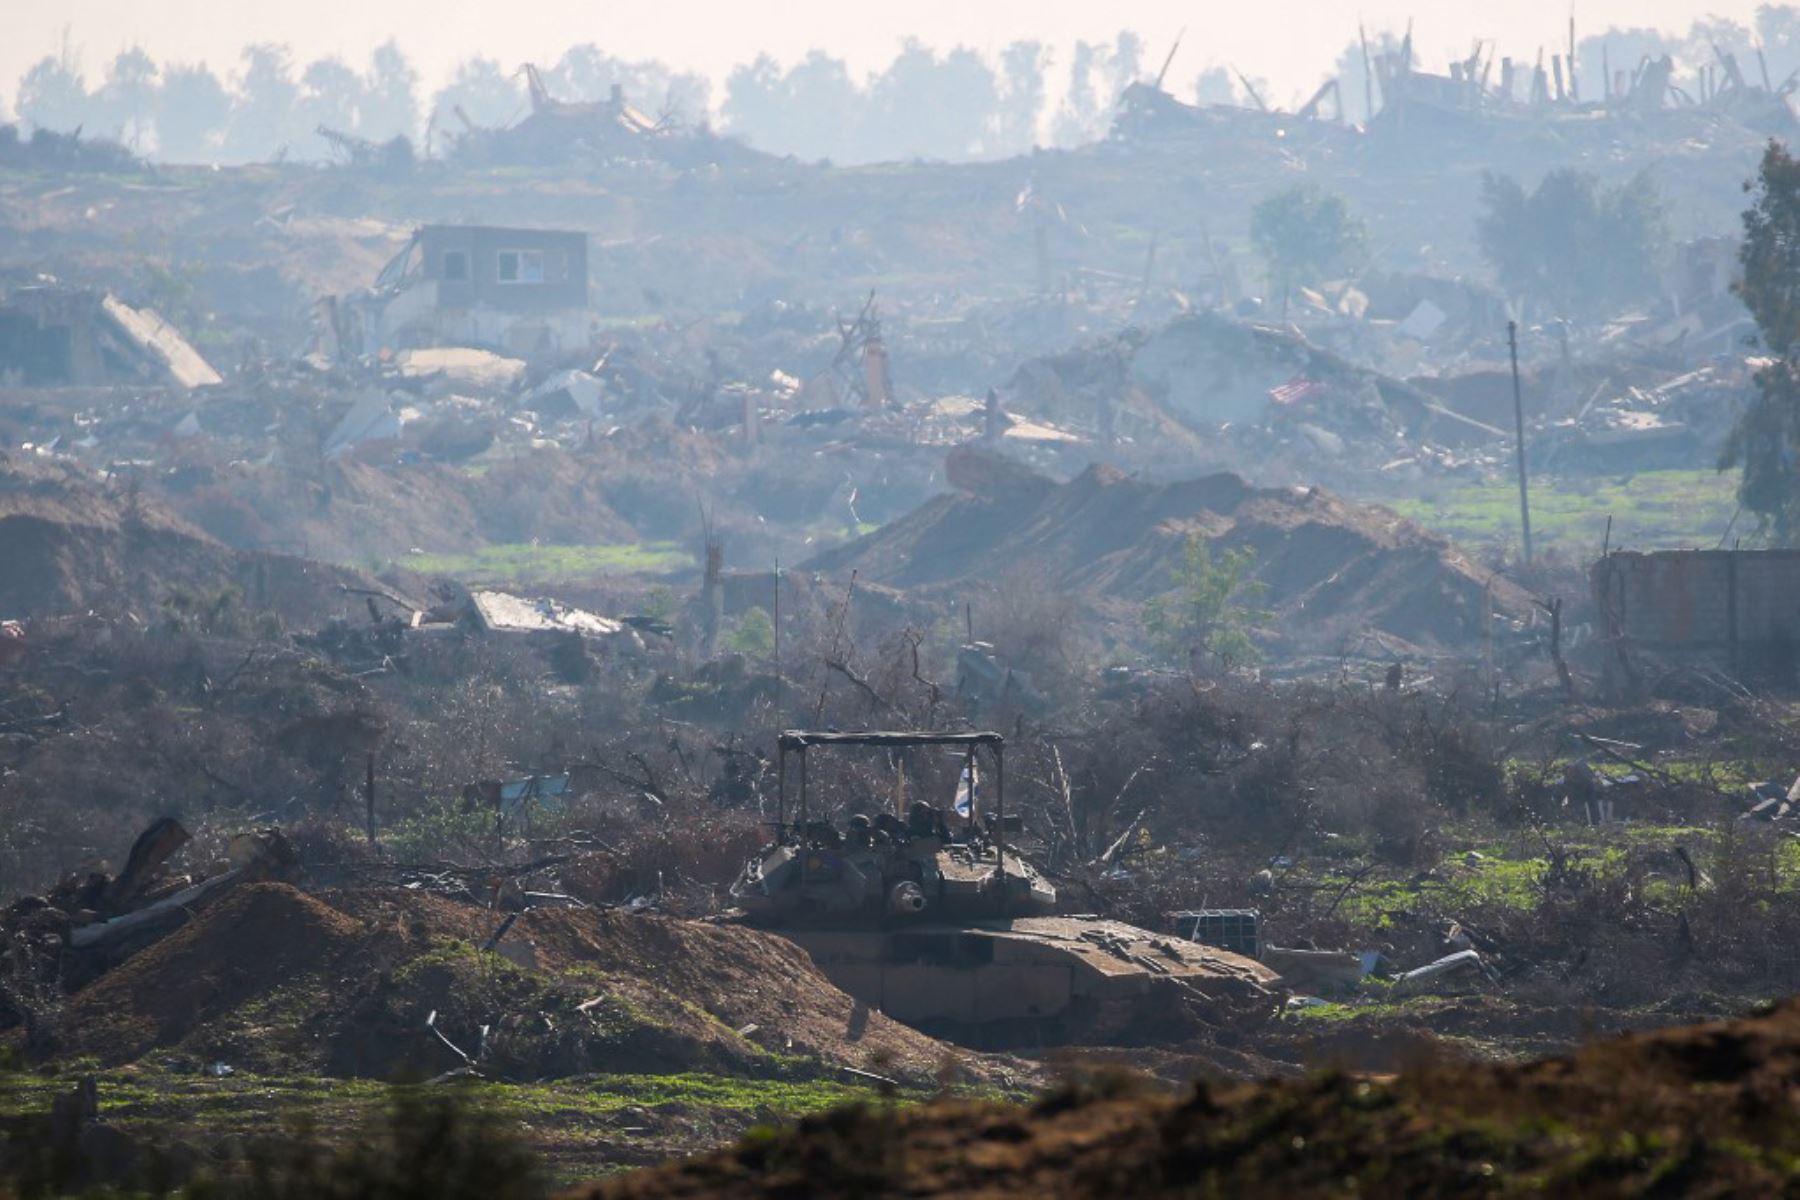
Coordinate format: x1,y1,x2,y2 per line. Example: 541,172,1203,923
445,72,771,172
11,20,1800,1195
1001,307,1753,495
0,183,1760,588
1534,360,1751,473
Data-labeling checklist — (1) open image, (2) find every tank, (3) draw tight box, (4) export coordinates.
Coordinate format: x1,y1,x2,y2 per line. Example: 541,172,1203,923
730,832,1058,924
728,731,1278,1047
731,730,1051,924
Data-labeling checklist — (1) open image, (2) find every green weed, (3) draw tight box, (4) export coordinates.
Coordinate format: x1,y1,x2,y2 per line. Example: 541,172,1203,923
404,542,691,585
1384,469,1740,554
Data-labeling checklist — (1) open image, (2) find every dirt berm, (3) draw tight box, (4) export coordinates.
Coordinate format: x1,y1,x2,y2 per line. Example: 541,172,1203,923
583,995,1800,1197
804,448,1535,657
0,457,418,627
161,450,641,568
52,883,1010,1087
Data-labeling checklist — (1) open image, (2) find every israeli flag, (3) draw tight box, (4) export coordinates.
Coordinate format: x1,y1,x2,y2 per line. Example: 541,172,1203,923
953,759,977,818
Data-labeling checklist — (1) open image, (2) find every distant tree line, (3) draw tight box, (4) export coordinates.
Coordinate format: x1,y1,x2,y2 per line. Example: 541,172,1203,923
7,40,716,165
13,8,1800,166
4,33,1151,166
725,36,1104,163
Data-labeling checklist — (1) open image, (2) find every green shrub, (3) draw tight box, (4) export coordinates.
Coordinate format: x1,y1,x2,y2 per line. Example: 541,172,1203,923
382,795,496,862
1142,534,1266,670
722,606,776,659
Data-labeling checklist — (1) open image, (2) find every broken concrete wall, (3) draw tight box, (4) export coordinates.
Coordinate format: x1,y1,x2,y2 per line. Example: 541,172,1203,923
1594,549,1800,682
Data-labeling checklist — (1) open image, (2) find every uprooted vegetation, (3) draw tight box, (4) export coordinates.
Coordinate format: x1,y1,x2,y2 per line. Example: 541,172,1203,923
25,990,1800,1197
1022,681,1800,1045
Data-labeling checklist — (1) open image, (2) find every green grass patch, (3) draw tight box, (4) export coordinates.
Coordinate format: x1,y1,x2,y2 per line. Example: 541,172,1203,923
496,1073,885,1118
1317,819,1800,938
1335,850,1549,929
1383,469,1741,555
0,1065,925,1186
1595,758,1764,788
404,541,692,585
1285,992,1461,1025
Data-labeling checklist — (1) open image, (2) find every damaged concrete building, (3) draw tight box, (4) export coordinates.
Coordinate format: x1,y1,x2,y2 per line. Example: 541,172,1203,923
351,224,591,357
0,285,222,389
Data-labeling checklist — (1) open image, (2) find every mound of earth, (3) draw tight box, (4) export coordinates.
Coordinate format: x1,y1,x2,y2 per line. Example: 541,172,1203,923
0,457,418,626
162,450,642,568
805,450,1534,657
583,996,1800,1198
57,883,365,1065
55,884,1008,1088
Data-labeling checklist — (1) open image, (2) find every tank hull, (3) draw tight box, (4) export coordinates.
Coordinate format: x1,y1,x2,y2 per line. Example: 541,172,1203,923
775,917,1279,1047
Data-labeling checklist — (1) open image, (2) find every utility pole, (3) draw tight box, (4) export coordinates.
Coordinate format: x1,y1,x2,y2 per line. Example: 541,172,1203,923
772,555,782,723
1508,320,1535,566
364,753,377,847
1360,23,1376,122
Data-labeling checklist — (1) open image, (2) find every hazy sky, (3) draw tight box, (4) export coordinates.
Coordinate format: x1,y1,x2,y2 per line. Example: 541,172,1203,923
6,2,1773,108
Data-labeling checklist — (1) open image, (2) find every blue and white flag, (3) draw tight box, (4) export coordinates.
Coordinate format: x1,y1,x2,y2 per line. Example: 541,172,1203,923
953,759,978,819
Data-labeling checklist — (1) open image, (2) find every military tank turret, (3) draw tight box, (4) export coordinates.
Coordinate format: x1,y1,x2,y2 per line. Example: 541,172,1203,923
728,731,1276,1047
730,730,1055,925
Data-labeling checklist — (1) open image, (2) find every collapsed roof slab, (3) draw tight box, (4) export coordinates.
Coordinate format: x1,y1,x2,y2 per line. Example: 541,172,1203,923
0,287,221,390
97,295,222,389
468,589,623,639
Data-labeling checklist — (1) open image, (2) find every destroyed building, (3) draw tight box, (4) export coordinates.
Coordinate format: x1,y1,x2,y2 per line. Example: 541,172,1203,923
467,589,625,641
0,285,221,389
1113,22,1797,158
349,224,591,357
446,69,768,170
